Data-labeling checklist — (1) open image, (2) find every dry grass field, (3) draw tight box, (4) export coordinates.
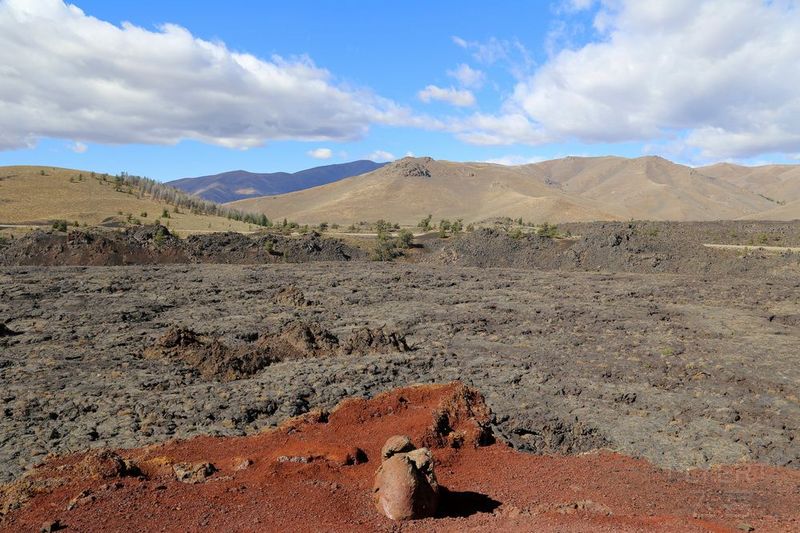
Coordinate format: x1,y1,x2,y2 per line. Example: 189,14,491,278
0,166,256,235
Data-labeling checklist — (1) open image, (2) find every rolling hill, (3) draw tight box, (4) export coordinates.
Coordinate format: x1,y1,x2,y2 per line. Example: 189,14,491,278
228,157,622,225
0,166,257,234
168,160,387,203
228,156,790,225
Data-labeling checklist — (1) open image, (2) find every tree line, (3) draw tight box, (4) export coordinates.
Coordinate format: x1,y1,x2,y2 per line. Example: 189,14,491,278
107,172,271,227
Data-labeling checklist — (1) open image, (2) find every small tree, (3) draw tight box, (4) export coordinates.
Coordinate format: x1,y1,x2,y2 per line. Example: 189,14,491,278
371,229,399,261
162,208,171,219
418,214,433,231
153,225,168,247
397,229,414,249
451,219,463,235
536,222,560,238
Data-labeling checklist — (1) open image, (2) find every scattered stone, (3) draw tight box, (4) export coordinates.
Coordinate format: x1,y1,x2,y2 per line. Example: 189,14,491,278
233,458,253,471
76,451,139,480
66,489,95,511
276,455,311,464
40,519,64,532
373,437,439,521
737,524,755,532
0,323,20,337
273,286,312,306
145,321,343,381
173,462,217,484
422,383,494,449
340,327,410,355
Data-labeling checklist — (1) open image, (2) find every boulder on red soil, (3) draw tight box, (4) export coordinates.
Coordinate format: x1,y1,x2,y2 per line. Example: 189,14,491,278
172,462,217,484
2,382,799,532
373,436,439,521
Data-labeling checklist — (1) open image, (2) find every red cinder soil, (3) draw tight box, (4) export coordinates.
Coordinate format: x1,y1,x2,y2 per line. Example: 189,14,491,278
1,382,798,532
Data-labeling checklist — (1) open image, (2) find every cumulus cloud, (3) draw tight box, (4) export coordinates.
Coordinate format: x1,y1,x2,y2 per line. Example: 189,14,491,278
307,147,333,159
447,64,485,89
456,0,800,160
0,0,417,151
450,113,550,145
418,85,476,107
367,150,395,162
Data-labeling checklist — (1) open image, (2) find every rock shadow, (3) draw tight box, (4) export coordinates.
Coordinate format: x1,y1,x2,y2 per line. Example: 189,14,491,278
437,487,501,518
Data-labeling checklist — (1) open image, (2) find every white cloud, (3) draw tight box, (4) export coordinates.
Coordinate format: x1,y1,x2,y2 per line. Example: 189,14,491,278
447,64,485,89
69,141,88,153
451,36,468,48
451,113,550,145
482,155,546,166
563,0,596,12
418,85,476,107
367,150,395,162
459,0,800,160
0,0,418,151
307,147,333,160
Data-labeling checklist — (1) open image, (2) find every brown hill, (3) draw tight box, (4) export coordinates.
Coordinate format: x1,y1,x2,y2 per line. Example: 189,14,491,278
699,162,800,220
0,166,255,234
699,162,800,203
229,156,781,225
229,157,620,225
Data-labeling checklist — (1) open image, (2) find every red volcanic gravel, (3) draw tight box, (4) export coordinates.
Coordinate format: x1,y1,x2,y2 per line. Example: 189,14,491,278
1,382,798,532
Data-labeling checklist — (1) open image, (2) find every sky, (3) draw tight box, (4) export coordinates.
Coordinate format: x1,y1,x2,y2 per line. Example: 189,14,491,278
0,0,799,181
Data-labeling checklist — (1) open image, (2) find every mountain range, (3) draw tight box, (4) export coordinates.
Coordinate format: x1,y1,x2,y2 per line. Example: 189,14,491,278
227,156,800,224
168,160,386,203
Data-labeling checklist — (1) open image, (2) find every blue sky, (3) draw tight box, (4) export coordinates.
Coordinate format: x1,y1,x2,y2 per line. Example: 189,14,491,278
0,0,798,181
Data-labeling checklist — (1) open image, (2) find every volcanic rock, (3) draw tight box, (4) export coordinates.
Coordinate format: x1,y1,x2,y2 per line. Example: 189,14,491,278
172,462,217,484
373,437,439,521
0,323,19,337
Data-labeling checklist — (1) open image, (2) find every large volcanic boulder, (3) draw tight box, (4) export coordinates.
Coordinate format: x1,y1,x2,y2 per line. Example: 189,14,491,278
373,436,439,521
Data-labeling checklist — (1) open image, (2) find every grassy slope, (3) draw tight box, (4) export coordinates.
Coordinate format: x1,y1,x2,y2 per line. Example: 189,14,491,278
228,156,781,225
0,166,256,234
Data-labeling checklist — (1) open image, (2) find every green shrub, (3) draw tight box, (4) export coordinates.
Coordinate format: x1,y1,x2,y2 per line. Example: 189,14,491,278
371,229,400,261
161,208,171,219
52,220,68,232
153,225,168,247
418,214,432,231
397,229,414,249
536,222,560,238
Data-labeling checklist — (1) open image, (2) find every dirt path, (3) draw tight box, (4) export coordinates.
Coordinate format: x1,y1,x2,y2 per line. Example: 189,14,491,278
703,243,800,253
